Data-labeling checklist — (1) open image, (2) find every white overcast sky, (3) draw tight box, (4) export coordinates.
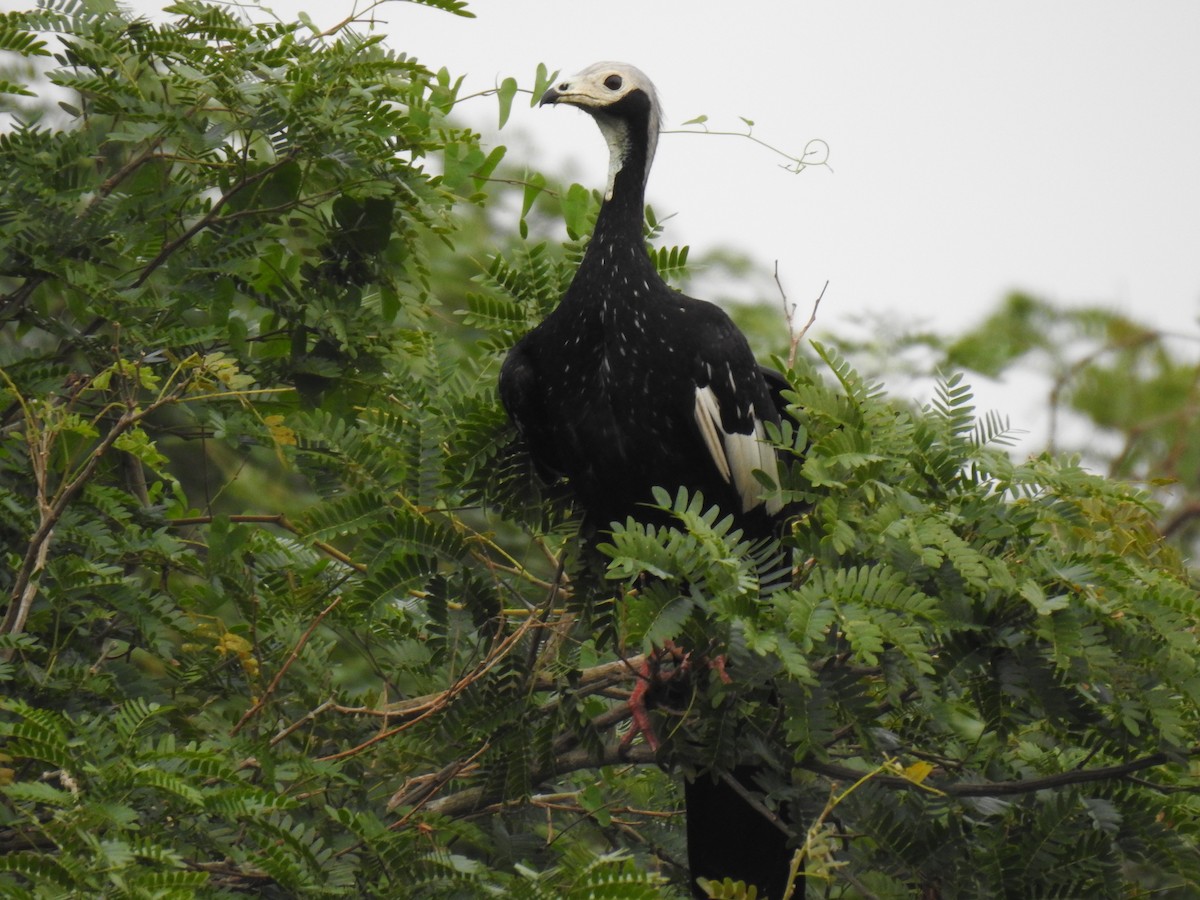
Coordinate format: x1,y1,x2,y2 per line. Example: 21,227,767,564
375,0,1200,335
121,0,1200,442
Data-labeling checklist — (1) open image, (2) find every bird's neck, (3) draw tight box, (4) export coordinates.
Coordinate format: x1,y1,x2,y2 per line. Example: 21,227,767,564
591,158,648,249
564,112,660,310
579,114,654,274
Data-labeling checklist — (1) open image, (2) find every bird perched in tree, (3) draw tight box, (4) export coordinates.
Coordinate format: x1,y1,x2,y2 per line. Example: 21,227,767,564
498,62,794,898
499,62,784,541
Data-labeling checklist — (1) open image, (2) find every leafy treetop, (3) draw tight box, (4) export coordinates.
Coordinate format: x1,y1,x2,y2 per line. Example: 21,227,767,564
1,3,1198,898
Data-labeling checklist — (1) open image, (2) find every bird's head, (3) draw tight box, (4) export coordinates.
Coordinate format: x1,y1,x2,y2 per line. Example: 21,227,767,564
541,62,662,199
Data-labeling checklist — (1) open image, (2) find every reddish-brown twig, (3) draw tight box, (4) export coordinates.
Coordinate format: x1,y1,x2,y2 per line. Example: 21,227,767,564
231,594,344,736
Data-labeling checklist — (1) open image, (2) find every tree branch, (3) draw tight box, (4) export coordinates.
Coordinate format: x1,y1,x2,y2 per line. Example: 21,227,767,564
414,741,659,820
2,384,182,652
231,594,344,736
167,513,366,573
395,729,1200,827
1161,500,1200,539
802,748,1199,798
132,155,299,288
323,611,541,764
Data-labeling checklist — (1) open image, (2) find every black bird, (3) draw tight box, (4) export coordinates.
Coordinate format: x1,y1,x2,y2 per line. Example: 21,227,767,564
498,63,794,898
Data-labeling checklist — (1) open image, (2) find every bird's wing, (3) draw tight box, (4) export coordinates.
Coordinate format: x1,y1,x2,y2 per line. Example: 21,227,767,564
688,315,783,515
498,340,536,435
693,384,781,514
758,365,792,417
499,339,566,480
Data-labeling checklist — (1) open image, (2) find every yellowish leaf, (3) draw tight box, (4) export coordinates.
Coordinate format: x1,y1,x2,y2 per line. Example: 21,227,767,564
903,761,935,784
264,414,296,447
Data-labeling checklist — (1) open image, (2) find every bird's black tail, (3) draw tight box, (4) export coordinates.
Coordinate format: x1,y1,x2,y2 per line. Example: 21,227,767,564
685,764,797,899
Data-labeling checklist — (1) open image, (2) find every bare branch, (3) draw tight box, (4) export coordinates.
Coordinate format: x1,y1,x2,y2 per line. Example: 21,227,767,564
1162,501,1200,539
775,262,827,369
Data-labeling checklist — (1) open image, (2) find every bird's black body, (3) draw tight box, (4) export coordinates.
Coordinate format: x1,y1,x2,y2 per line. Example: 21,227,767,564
685,766,793,900
500,75,782,540
499,63,794,898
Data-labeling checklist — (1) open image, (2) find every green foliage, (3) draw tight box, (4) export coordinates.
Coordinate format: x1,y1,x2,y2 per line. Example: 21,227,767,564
0,1,662,895
847,290,1200,559
1,3,1197,898
601,350,1200,895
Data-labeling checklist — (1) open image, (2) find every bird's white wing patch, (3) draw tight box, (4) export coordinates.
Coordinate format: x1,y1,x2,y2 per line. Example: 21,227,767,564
693,386,783,514
693,385,731,483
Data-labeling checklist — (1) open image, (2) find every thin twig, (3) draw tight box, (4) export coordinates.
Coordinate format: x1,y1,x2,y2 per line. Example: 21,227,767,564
326,613,540,764
775,261,827,369
389,743,492,822
231,595,344,736
307,0,394,41
1162,501,1200,539
1046,330,1158,454
718,768,792,838
323,654,643,722
665,130,831,175
270,699,338,746
168,513,366,573
132,155,298,288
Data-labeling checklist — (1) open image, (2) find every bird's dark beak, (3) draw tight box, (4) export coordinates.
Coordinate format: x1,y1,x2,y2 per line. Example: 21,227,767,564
539,86,563,107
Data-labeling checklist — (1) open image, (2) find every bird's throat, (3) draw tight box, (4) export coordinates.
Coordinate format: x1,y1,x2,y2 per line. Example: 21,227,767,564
590,122,650,255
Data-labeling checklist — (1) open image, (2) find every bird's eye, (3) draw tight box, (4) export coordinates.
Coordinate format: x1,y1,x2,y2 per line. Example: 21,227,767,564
557,82,569,91
604,74,623,91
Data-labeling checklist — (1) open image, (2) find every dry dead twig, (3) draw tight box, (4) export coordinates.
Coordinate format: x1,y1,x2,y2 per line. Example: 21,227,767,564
775,262,827,369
